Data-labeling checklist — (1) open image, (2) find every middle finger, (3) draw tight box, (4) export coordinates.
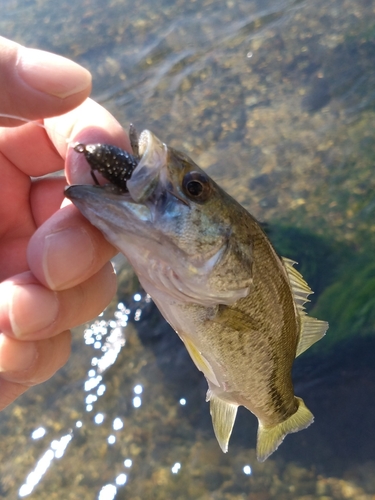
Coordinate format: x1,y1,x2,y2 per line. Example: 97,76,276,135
0,263,117,341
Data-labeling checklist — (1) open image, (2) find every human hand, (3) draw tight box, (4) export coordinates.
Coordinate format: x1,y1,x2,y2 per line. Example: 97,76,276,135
0,36,130,410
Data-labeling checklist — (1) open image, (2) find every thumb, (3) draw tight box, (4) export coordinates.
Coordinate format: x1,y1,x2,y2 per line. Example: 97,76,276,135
0,36,92,126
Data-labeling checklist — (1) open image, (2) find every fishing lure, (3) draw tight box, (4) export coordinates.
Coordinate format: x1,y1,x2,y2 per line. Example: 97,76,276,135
74,123,140,192
73,143,138,192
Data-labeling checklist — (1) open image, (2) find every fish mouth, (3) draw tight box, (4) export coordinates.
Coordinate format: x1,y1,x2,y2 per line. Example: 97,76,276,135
65,129,165,214
64,130,172,242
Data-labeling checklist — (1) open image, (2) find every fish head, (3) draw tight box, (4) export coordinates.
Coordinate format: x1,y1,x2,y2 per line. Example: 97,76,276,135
65,130,253,306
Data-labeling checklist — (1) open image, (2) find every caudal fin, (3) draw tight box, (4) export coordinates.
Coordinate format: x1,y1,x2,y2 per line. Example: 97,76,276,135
256,397,314,462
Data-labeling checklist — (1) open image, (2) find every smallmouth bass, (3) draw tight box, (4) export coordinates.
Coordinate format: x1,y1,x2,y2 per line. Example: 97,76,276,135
65,129,328,461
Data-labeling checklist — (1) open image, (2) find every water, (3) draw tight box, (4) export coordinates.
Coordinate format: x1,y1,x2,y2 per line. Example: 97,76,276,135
2,0,375,498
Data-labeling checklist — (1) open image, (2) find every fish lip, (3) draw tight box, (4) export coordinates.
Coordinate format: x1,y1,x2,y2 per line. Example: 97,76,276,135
126,130,168,203
65,182,128,196
64,183,154,242
65,182,141,208
64,183,134,205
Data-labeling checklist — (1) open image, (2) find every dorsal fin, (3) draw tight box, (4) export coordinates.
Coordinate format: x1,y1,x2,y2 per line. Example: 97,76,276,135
282,258,328,357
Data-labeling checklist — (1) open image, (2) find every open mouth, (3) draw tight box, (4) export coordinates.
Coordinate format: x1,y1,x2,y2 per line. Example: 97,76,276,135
73,127,167,203
64,128,171,235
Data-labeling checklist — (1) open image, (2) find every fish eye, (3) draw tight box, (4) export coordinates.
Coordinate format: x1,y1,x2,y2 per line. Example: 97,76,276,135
182,171,211,202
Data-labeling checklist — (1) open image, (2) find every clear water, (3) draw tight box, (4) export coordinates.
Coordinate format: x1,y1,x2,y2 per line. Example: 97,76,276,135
1,0,375,498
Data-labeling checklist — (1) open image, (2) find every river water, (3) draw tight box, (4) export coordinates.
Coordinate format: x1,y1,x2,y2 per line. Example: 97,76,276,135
1,0,375,498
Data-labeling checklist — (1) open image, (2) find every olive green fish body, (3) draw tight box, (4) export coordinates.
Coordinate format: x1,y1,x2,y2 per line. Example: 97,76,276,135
155,222,313,461
65,129,328,461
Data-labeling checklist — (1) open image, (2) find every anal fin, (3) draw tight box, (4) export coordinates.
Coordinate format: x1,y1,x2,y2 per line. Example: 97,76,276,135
208,392,238,453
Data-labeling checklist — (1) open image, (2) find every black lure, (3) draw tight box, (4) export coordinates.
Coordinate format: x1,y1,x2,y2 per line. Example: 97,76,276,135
74,142,139,192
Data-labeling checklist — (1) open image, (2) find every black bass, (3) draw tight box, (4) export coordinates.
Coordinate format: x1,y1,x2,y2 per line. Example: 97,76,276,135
65,130,328,461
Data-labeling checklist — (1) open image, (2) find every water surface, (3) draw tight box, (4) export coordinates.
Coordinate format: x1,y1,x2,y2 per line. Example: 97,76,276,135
1,0,375,498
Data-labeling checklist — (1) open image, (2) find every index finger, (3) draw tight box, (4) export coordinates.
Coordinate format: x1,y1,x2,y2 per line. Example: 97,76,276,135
0,99,131,180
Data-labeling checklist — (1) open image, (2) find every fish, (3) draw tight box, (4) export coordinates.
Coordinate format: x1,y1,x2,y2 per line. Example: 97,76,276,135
65,129,328,462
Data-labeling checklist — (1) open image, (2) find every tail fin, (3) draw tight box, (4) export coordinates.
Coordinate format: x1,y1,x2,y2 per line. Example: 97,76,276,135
256,397,314,462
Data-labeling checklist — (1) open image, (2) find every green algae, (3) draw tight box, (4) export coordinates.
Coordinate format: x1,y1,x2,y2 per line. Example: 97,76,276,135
311,252,375,352
269,224,375,354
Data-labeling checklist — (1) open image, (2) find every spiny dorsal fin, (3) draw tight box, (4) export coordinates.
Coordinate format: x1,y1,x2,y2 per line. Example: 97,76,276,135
282,258,328,357
208,392,238,453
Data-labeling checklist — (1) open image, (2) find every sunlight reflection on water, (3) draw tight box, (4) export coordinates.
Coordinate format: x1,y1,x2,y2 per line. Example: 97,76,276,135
17,297,145,498
19,434,73,497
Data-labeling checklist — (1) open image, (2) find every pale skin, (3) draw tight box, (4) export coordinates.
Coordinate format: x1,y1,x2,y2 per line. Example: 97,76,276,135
0,36,131,410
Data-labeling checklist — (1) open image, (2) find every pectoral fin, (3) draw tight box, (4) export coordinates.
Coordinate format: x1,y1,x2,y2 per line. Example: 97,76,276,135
207,392,238,453
182,336,220,386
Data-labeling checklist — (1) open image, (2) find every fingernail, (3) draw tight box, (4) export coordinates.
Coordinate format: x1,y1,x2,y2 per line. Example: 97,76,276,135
0,334,37,372
9,285,59,338
16,47,91,98
43,226,95,290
